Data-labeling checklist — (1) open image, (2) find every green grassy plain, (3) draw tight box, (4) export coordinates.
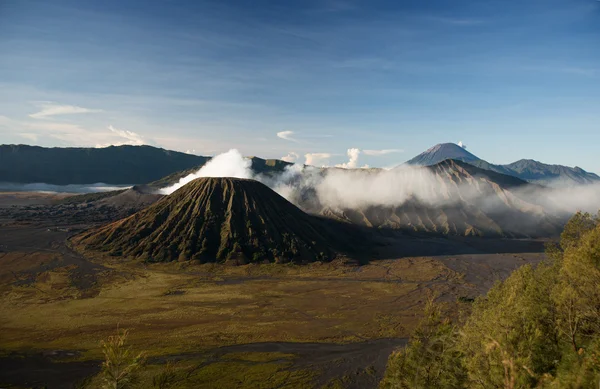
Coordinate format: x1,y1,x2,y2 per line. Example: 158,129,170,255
1,255,462,354
0,247,469,388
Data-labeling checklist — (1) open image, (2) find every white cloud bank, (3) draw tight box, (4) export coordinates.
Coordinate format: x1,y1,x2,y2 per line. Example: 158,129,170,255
281,152,299,162
18,133,39,142
277,130,298,142
157,149,600,220
29,103,103,119
0,183,131,194
304,153,332,166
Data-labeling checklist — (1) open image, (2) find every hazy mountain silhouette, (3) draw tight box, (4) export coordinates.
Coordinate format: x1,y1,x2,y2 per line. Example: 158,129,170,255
405,143,599,188
0,144,209,185
0,145,294,186
318,160,562,238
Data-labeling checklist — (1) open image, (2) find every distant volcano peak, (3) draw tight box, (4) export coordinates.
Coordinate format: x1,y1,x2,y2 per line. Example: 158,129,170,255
406,143,480,166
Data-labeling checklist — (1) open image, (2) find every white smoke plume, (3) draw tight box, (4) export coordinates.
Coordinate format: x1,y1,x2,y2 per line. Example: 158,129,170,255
158,148,480,209
335,148,361,169
458,141,467,149
158,149,600,219
159,149,252,194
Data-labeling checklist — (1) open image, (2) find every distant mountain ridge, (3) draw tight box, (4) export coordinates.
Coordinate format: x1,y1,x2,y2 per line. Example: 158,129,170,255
309,159,562,238
406,143,599,188
0,144,209,185
3,143,597,189
0,144,292,186
500,159,600,187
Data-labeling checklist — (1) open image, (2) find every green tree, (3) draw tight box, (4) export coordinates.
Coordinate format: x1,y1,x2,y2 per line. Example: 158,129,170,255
380,294,467,389
460,263,559,388
381,210,600,389
559,211,597,251
553,223,600,357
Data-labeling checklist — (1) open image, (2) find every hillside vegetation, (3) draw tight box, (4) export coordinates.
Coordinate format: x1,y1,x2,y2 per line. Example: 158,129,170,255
381,211,600,388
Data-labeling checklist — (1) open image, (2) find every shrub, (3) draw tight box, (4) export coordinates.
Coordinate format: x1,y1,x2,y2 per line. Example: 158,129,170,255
100,329,145,389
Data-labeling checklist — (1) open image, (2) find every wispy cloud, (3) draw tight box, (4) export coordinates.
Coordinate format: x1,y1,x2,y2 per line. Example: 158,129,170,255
103,125,146,146
1,112,151,148
520,65,598,78
18,133,39,142
363,148,403,156
560,67,597,77
304,152,332,166
277,130,298,142
23,121,88,138
29,102,103,119
13,119,105,146
281,151,299,162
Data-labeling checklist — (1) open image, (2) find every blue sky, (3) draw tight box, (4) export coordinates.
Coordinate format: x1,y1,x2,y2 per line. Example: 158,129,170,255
0,0,599,171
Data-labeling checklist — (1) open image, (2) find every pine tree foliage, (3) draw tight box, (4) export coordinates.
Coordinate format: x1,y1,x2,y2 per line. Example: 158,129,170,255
381,211,600,389
380,294,467,388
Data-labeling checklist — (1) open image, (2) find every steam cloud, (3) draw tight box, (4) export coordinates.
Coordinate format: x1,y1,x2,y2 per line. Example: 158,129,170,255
159,149,252,194
335,148,361,169
158,149,600,218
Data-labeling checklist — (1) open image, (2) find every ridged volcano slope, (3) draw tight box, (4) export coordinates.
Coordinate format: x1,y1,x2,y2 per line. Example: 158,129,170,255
75,177,346,263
